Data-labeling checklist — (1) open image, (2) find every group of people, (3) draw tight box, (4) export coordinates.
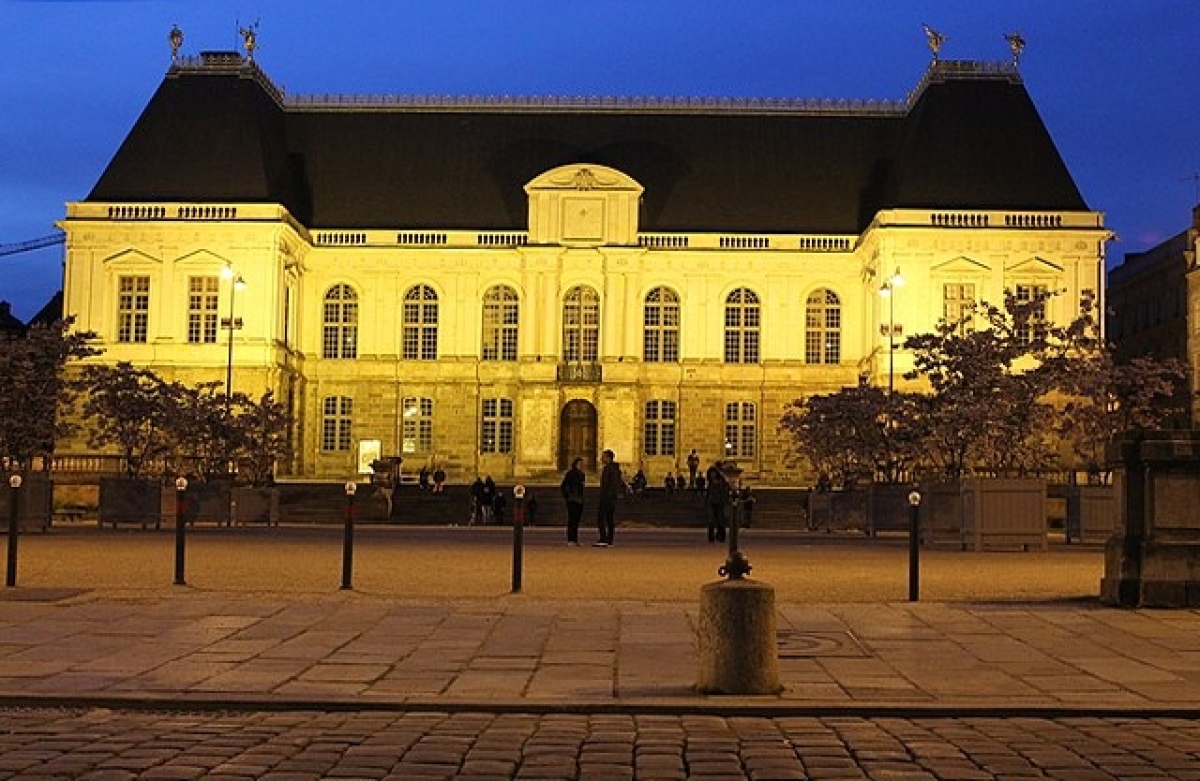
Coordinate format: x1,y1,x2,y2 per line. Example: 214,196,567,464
559,449,623,546
466,475,539,526
559,450,754,547
416,464,447,494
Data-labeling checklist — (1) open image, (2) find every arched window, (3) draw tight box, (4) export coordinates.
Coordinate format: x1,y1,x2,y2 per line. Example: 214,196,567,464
403,284,438,360
482,285,519,361
562,285,600,362
724,288,760,363
322,284,358,359
643,286,680,363
805,288,841,364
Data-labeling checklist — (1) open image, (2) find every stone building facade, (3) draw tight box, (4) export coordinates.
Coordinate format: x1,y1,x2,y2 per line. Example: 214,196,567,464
58,48,1107,484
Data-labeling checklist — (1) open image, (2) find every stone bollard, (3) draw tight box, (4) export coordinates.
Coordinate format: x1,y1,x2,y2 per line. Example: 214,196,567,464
696,578,781,694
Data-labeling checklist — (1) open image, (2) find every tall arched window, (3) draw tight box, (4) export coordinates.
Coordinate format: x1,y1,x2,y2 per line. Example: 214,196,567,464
805,288,841,364
724,288,760,363
643,286,680,363
562,285,600,362
403,284,438,360
322,284,358,359
482,284,519,361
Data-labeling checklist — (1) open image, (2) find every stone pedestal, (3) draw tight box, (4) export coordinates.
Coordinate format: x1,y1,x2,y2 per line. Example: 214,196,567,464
696,578,781,694
1101,431,1200,608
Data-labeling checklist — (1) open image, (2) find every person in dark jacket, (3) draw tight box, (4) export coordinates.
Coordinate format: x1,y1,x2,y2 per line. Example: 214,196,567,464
595,449,624,547
706,462,730,543
559,457,586,545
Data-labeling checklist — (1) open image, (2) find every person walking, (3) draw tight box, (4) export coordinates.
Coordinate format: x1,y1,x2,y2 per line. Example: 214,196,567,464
706,462,730,543
560,457,586,545
595,449,623,547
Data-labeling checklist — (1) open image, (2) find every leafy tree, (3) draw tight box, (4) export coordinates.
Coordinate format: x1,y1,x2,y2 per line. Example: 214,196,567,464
1057,353,1188,478
781,384,925,486
0,318,98,470
79,362,175,478
903,289,1098,477
231,390,290,487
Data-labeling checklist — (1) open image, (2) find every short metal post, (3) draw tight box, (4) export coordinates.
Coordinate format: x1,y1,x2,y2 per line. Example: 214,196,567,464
173,476,188,585
511,485,525,593
341,481,357,590
6,474,23,588
908,489,922,602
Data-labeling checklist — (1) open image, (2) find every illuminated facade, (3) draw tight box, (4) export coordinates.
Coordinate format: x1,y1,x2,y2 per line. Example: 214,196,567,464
59,48,1107,484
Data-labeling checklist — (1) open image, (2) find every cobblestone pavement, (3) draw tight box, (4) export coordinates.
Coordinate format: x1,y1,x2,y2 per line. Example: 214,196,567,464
2,707,1199,780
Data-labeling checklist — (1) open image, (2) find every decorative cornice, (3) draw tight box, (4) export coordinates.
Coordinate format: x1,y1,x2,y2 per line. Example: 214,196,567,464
166,54,1020,118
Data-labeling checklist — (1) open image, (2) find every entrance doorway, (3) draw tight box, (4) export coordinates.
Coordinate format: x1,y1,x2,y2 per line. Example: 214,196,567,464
559,400,597,472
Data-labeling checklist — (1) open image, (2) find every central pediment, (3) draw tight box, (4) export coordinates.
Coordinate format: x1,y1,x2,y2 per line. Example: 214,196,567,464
525,164,643,246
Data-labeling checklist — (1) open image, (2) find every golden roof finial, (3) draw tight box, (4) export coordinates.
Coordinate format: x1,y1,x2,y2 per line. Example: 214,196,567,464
922,23,947,62
169,25,184,63
239,20,259,62
1004,31,1027,66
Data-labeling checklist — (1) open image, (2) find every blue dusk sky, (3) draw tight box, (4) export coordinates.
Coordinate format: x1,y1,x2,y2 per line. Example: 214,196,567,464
1,1,1198,321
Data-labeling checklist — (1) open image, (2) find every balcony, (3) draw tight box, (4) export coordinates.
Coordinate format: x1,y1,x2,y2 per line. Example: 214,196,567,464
557,362,603,383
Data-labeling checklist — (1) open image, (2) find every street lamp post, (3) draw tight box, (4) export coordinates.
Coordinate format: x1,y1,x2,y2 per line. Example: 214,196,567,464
878,269,905,394
220,267,246,413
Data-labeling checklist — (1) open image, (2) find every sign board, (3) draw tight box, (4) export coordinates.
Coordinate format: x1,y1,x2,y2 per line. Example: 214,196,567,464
357,439,382,475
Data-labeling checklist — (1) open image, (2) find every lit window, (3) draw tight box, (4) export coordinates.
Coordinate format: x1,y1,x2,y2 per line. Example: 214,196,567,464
482,285,519,361
643,400,677,457
724,288,760,363
481,397,514,454
943,283,975,332
402,396,434,453
724,401,756,459
117,275,150,344
403,284,439,360
322,284,358,359
563,285,600,362
805,288,841,364
187,276,219,344
1015,284,1048,345
321,396,353,451
643,287,680,363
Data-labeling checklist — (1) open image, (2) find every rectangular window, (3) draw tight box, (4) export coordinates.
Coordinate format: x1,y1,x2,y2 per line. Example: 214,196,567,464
187,276,219,344
943,283,975,331
117,275,150,343
1015,284,1048,345
321,396,353,452
481,397,514,454
643,400,677,457
402,397,434,454
724,402,756,459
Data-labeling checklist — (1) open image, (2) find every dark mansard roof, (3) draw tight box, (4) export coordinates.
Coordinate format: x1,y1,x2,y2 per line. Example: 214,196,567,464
87,54,1090,235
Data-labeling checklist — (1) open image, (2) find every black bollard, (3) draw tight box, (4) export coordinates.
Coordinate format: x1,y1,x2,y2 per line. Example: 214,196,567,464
907,489,922,601
511,485,525,593
341,481,357,590
173,476,188,586
5,474,22,588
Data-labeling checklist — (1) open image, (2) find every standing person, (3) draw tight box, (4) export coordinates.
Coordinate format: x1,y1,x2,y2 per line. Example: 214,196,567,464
739,485,755,527
481,476,497,524
686,449,701,489
432,464,446,494
468,477,484,525
705,462,730,543
418,464,430,491
560,458,586,545
595,449,623,547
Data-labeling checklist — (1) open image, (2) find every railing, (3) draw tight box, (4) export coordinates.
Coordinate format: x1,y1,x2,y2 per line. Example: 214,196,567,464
557,363,603,383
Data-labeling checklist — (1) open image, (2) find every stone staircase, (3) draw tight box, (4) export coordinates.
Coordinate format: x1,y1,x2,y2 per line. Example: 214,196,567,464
277,482,808,529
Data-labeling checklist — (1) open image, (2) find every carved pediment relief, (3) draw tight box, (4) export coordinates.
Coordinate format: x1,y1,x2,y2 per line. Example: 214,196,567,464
931,255,991,274
1006,256,1063,276
101,248,161,266
525,164,643,247
173,248,235,268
